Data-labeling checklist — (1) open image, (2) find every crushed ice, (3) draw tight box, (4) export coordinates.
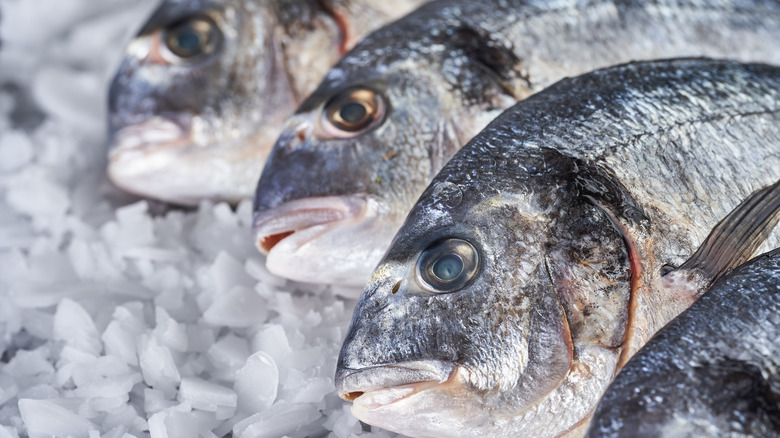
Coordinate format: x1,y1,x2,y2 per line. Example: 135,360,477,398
0,0,398,436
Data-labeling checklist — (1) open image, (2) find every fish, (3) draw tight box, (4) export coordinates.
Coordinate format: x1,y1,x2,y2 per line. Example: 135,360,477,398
334,59,780,438
107,0,427,205
252,0,780,289
585,247,780,438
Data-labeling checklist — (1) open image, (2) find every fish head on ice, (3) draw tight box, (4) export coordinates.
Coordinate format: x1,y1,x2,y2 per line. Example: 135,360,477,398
252,16,528,288
252,69,452,288
106,0,328,204
336,147,636,437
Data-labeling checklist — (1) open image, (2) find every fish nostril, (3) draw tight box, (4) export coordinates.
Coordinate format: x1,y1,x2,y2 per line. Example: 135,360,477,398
284,128,306,152
342,391,364,401
391,281,401,295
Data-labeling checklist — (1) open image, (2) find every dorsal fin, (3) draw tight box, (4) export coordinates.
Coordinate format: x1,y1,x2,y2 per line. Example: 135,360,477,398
670,179,780,282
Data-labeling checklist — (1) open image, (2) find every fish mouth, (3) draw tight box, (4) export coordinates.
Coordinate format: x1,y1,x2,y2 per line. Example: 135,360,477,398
336,360,457,406
108,116,192,156
337,361,490,437
253,195,366,254
107,116,263,204
107,116,195,199
252,195,391,288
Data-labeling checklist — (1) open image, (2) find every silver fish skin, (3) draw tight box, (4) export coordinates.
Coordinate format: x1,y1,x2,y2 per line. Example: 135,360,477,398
585,248,780,438
253,0,780,289
107,0,425,205
335,59,780,438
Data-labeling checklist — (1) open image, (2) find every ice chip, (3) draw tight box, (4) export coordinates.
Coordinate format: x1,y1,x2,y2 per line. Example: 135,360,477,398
54,298,102,356
251,324,292,367
153,308,188,352
5,169,69,225
234,351,278,414
18,399,97,438
203,286,267,328
206,333,249,379
205,252,257,296
293,377,334,404
233,402,322,438
185,325,216,353
0,373,19,406
138,335,181,398
178,377,237,413
0,130,35,173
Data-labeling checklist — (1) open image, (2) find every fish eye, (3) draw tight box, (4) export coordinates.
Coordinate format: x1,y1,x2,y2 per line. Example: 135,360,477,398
321,88,385,136
163,15,221,59
416,238,479,293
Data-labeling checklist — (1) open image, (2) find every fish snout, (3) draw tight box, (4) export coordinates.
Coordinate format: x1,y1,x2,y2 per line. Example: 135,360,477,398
252,196,357,253
335,360,456,402
252,195,393,288
107,115,199,201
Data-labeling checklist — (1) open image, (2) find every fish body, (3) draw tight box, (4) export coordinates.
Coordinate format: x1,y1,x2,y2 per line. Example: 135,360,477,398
335,59,780,438
253,0,780,288
586,248,780,438
107,0,426,204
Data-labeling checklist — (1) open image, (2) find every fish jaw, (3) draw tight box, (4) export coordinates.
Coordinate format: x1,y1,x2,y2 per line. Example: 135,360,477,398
337,362,489,438
252,195,395,289
107,116,267,205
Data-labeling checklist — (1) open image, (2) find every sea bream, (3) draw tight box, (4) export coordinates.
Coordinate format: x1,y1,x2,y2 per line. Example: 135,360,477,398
107,0,426,204
335,59,780,438
253,0,780,288
586,248,780,438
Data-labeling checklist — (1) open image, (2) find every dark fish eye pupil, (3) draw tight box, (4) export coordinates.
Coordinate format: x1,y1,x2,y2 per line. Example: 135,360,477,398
432,254,463,281
165,17,220,59
340,102,367,124
177,29,201,51
417,238,479,293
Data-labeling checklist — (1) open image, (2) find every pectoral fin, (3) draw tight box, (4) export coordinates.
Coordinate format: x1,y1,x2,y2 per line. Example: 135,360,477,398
668,179,780,285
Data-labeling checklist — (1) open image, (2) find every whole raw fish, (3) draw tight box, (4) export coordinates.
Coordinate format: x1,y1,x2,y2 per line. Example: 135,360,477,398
107,0,426,204
253,0,780,289
586,248,780,438
335,59,780,438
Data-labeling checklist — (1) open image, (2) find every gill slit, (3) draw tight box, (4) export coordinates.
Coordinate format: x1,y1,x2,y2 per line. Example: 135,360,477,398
543,256,575,360
582,195,642,371
317,0,350,55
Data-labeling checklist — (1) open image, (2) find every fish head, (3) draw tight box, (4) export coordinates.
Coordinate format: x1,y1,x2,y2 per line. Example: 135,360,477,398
252,22,525,288
252,66,462,287
336,147,634,437
107,0,300,204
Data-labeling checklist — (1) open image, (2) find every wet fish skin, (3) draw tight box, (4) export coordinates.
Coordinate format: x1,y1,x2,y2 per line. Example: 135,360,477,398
107,0,425,205
253,0,780,288
587,248,780,438
336,59,780,438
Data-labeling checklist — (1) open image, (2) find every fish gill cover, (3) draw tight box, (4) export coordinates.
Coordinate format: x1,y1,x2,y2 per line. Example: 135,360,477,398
0,0,400,436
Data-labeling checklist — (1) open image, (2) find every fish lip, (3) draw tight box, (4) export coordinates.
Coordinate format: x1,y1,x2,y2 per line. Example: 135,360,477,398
108,115,193,156
252,195,369,254
336,360,457,403
107,116,197,200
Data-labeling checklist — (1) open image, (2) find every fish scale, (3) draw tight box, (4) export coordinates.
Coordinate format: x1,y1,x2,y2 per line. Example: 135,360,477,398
587,248,780,437
106,0,427,205
335,59,780,438
253,0,780,289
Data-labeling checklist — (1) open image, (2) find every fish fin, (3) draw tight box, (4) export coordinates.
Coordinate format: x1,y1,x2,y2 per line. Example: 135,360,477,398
670,179,780,282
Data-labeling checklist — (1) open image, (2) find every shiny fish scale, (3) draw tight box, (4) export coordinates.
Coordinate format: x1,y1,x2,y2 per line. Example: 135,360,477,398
254,0,780,287
587,248,780,437
337,59,780,438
